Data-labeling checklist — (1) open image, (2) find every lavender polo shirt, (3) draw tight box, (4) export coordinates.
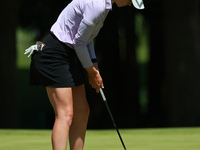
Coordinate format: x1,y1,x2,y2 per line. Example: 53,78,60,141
50,0,112,68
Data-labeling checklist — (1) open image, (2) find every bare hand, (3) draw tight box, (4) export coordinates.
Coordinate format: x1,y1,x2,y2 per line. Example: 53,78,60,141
86,65,104,93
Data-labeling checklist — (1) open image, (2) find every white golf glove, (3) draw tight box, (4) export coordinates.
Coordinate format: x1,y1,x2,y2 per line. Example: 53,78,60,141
24,41,45,58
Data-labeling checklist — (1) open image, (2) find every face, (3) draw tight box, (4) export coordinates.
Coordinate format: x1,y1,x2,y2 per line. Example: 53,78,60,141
113,0,132,7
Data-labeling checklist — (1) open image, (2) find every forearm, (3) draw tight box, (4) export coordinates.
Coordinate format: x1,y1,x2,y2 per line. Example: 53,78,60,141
73,45,93,68
73,42,98,68
87,40,96,59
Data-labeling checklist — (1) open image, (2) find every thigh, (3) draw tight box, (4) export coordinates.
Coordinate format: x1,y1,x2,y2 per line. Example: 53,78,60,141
72,84,89,115
46,87,73,117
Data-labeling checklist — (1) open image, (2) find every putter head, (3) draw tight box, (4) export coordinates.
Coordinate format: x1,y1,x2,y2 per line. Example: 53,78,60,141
132,0,145,9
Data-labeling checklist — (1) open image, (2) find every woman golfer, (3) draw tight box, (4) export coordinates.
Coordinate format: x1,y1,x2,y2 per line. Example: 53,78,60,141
25,0,133,149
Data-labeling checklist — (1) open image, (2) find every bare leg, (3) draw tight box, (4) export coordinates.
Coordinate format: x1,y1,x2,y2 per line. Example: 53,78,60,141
46,87,73,150
69,85,90,150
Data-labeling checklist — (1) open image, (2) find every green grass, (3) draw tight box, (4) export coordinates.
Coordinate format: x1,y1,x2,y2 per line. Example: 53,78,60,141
0,128,200,150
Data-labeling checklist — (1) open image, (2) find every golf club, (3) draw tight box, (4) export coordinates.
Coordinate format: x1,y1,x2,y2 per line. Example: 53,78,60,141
99,88,127,150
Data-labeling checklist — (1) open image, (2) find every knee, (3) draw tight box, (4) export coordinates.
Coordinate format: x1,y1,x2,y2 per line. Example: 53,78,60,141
84,104,90,117
65,112,74,126
82,103,90,119
56,110,74,126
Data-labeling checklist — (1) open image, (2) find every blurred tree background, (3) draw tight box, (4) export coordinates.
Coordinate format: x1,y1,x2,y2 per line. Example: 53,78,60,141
0,0,200,129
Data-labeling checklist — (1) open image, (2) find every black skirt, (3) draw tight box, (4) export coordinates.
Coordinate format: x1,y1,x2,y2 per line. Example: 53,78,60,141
30,33,84,87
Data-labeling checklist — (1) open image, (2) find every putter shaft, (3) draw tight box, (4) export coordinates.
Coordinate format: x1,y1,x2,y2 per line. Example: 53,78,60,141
100,88,127,150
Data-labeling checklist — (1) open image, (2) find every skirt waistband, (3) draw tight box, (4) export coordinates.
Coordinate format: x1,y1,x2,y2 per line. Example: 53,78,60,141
50,32,73,49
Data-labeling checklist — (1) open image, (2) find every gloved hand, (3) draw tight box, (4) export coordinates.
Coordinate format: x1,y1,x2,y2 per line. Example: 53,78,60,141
24,41,45,58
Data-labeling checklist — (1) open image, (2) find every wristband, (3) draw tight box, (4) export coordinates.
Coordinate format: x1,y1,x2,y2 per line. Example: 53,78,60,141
91,58,97,63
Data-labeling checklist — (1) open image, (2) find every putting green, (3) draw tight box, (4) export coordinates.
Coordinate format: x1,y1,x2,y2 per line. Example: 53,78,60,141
0,128,199,150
